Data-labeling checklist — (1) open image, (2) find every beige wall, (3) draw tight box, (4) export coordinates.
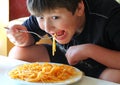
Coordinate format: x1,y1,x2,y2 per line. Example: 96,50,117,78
0,28,7,56
0,0,9,56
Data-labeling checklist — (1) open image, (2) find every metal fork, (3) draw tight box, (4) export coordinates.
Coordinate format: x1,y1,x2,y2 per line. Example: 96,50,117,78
19,30,52,39
4,27,52,39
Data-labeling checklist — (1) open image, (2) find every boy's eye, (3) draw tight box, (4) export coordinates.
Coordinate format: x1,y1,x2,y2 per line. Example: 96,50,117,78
36,16,44,21
39,16,44,19
52,16,59,19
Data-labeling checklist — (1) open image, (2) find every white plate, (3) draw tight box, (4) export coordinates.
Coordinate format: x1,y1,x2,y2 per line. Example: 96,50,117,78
7,62,83,85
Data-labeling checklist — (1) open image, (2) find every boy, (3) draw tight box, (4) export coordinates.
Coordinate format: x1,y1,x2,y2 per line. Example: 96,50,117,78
7,0,120,83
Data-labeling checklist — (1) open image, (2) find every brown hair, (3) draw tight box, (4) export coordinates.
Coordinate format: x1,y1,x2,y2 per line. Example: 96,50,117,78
27,0,82,16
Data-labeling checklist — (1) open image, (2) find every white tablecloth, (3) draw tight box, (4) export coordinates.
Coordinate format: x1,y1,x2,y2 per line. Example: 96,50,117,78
0,55,120,85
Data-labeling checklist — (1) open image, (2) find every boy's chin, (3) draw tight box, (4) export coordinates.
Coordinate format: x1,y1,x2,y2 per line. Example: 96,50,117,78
57,40,70,44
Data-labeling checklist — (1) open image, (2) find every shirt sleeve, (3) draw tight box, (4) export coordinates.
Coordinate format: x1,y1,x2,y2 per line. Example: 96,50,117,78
22,15,46,42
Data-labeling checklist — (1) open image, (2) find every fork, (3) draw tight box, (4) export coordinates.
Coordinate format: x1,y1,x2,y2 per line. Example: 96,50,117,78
19,30,52,39
4,27,52,39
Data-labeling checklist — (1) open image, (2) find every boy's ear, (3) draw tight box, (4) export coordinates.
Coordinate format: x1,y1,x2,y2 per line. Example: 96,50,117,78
76,1,85,16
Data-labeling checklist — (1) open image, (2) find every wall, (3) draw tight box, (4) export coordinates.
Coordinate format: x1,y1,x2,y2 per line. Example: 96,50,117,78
0,0,9,56
9,0,30,20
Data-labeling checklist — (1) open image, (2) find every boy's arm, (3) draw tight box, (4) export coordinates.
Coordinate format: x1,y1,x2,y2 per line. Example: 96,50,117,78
66,44,120,69
7,24,35,47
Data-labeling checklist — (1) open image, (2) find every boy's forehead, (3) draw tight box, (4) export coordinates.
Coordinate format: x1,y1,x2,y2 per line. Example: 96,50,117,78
41,8,69,14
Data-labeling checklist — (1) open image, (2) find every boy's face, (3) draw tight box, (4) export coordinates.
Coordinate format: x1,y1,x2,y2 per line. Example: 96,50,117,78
36,5,85,44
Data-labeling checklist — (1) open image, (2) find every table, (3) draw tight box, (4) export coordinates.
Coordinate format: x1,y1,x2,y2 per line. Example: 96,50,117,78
0,55,120,85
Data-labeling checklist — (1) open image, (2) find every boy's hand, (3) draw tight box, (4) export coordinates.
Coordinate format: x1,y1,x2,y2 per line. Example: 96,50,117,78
6,25,30,46
65,44,89,65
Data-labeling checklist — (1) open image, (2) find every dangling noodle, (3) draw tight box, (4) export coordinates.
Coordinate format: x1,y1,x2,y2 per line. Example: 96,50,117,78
52,34,56,56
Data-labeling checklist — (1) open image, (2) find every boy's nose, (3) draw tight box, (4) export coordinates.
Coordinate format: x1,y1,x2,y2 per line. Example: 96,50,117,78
44,21,54,33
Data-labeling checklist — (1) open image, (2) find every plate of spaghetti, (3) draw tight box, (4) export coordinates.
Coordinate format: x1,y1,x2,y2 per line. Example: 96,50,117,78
7,62,83,85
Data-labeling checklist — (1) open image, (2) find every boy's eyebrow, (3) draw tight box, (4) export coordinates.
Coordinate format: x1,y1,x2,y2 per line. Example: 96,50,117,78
35,14,44,17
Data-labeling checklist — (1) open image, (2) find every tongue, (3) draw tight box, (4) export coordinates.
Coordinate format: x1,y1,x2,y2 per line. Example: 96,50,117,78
57,30,64,36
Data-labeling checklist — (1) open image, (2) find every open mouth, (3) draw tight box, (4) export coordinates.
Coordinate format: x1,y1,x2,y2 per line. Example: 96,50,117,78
55,30,66,40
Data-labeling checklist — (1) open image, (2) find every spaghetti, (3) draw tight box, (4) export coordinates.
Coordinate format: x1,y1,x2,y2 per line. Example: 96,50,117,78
52,34,56,56
8,62,82,83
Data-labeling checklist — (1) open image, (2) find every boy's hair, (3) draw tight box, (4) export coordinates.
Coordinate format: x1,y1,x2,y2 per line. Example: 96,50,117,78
27,0,82,16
